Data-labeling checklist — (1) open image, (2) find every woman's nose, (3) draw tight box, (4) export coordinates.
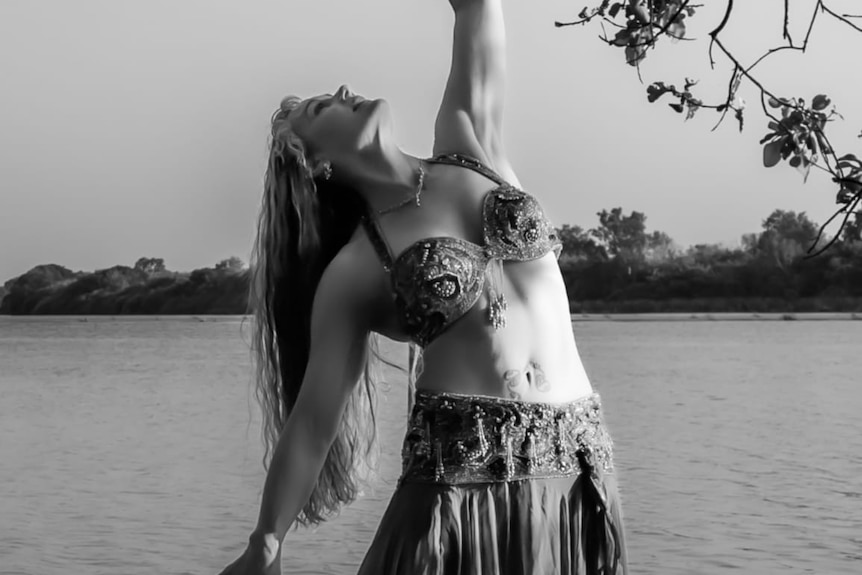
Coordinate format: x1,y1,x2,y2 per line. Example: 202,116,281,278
336,84,352,100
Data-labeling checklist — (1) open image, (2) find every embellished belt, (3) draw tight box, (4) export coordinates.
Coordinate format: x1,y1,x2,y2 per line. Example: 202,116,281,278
400,390,615,485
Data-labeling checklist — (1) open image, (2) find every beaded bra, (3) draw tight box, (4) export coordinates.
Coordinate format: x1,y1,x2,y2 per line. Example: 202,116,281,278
361,153,562,347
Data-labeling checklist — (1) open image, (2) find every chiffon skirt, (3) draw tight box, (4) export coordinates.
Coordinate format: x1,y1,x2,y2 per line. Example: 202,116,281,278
358,391,628,575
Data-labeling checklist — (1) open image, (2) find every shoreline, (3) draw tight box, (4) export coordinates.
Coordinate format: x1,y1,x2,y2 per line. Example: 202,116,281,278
571,312,862,321
1,312,861,322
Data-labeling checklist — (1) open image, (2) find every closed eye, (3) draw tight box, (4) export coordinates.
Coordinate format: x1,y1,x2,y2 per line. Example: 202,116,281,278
312,100,332,117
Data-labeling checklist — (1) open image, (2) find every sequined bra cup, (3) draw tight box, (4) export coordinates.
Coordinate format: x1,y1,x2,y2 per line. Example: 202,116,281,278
361,153,563,347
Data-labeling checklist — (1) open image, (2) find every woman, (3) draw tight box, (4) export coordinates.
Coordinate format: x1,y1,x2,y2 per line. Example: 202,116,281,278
221,0,627,573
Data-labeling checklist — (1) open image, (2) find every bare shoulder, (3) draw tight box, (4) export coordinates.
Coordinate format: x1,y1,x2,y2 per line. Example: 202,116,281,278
316,240,377,312
313,229,388,327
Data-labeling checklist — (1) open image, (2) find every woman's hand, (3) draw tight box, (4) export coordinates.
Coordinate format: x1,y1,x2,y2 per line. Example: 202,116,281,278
218,532,281,575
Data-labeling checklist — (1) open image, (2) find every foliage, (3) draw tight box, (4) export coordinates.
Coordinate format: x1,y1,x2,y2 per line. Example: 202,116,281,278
0,259,250,315
841,210,862,243
3,206,862,315
214,256,246,272
591,207,648,260
134,257,165,274
557,224,607,261
0,264,80,314
557,0,862,249
556,205,862,311
755,209,822,269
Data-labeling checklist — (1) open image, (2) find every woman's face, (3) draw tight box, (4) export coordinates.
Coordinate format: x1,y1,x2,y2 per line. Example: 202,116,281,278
289,85,389,164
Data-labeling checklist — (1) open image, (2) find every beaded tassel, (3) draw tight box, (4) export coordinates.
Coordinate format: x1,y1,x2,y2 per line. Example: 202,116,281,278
522,430,535,472
556,417,571,472
434,440,445,482
415,421,432,458
465,409,489,464
477,418,489,454
505,435,515,479
488,293,507,329
486,258,508,330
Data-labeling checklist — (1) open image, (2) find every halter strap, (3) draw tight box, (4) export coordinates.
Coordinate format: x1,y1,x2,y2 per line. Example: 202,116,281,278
360,214,394,272
360,153,509,274
426,152,510,187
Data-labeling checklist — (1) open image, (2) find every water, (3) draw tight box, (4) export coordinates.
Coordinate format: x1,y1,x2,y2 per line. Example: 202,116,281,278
1,316,860,574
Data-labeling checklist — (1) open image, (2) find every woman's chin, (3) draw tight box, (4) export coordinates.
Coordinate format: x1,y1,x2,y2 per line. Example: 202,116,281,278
376,99,395,125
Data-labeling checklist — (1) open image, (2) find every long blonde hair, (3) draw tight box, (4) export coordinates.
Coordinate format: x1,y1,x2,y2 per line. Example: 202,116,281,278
248,97,381,526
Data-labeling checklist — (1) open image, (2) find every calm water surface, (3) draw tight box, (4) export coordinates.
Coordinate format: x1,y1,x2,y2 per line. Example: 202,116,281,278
1,316,860,574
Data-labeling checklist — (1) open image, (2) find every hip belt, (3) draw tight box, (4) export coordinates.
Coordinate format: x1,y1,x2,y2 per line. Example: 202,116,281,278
400,390,615,485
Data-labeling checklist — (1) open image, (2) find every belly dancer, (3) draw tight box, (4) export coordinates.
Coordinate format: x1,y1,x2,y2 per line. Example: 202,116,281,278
220,1,627,573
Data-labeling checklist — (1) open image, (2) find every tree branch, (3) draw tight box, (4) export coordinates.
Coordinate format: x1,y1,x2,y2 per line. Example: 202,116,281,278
561,0,862,250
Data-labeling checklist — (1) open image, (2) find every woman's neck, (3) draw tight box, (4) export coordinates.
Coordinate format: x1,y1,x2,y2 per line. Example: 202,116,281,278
337,144,424,214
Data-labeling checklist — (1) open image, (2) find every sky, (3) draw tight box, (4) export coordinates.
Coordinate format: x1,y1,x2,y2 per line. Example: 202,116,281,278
1,0,860,282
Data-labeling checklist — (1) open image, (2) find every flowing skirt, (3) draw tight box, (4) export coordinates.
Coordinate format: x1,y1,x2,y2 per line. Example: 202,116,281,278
358,391,628,575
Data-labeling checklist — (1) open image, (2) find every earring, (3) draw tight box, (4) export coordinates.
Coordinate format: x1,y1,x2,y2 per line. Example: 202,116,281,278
322,163,333,181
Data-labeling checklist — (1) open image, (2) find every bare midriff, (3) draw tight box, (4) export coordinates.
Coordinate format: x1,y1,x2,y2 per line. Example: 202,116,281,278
410,252,593,405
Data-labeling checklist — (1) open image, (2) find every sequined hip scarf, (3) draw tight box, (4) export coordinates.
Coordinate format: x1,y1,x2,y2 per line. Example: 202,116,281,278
400,390,615,485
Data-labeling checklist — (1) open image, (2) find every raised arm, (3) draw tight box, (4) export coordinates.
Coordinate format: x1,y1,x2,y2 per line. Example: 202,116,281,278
219,251,374,575
435,0,520,185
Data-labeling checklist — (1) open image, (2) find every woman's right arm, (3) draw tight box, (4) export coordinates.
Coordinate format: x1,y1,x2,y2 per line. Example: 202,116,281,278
219,249,375,575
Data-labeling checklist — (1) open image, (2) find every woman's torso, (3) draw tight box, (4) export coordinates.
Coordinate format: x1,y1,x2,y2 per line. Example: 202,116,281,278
352,156,593,404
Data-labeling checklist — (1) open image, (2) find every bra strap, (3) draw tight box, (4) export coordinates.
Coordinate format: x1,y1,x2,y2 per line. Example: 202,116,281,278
360,213,395,273
426,153,510,187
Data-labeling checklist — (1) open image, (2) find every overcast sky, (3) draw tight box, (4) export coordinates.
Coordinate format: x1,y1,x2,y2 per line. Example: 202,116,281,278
1,0,859,282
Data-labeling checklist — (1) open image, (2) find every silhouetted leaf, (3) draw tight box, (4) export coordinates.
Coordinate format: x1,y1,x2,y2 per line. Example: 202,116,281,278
625,45,644,65
685,102,699,121
668,21,686,41
669,103,684,113
763,138,785,167
647,82,671,102
613,29,630,46
812,94,831,111
797,157,812,182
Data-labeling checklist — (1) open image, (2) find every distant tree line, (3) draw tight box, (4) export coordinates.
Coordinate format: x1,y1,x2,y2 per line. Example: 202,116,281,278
559,207,862,313
2,208,861,315
0,257,249,315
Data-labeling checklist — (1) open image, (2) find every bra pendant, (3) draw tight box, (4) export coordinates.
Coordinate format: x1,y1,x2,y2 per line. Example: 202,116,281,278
488,293,508,330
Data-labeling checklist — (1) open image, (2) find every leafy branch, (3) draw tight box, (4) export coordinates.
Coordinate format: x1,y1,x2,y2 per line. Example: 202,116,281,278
560,0,862,254
556,1,701,66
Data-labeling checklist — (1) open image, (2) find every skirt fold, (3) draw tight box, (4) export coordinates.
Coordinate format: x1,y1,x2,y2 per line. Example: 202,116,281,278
358,473,627,575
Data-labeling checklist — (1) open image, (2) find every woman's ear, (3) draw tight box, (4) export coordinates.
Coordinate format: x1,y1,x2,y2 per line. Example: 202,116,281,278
309,158,333,181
